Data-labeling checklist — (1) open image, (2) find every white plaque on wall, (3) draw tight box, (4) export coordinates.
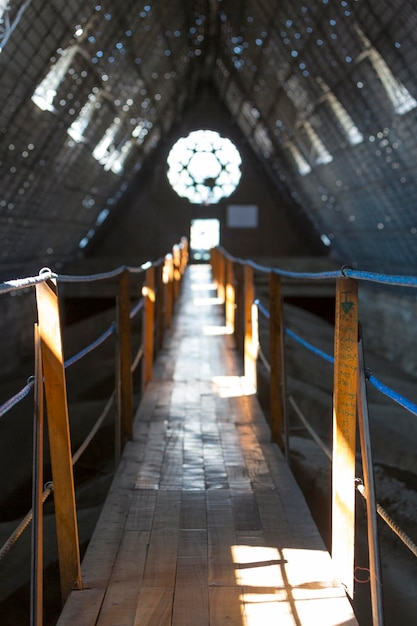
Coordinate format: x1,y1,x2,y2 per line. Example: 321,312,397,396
227,204,258,228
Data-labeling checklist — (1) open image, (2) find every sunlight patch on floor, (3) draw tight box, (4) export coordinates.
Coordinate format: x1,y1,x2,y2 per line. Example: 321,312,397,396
203,324,232,335
190,282,217,291
231,545,355,626
212,376,255,397
193,296,224,306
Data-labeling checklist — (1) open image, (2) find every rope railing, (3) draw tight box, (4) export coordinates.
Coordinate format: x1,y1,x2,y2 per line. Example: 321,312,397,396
0,238,189,620
0,271,147,420
0,257,162,296
2,238,415,623
255,297,417,419
216,245,417,287
210,245,417,626
254,285,417,573
0,378,35,418
0,269,57,294
0,386,117,564
0,323,117,419
0,483,54,562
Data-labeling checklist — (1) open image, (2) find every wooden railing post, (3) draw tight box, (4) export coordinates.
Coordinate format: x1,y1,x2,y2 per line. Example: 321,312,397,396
225,256,235,332
116,269,133,461
234,262,244,354
269,271,284,448
180,236,189,275
142,265,155,388
217,249,226,304
244,264,257,391
332,277,358,599
35,277,82,603
210,247,218,286
155,261,165,351
163,253,174,329
172,244,181,301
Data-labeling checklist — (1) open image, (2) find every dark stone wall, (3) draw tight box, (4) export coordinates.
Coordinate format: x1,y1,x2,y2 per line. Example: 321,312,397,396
89,85,324,265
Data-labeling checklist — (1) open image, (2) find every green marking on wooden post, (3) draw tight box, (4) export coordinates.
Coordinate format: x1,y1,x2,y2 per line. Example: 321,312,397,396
332,277,358,599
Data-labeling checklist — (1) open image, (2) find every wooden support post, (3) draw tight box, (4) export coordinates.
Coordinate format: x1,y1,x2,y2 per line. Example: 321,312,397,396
35,277,82,603
142,265,155,388
172,244,181,300
155,261,165,351
269,271,284,448
234,262,244,353
217,250,226,304
180,236,189,275
210,247,218,286
244,264,257,391
332,277,358,599
116,269,133,460
164,254,174,328
225,257,235,332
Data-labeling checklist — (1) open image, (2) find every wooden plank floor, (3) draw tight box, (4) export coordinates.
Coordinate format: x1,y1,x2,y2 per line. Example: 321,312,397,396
57,264,358,626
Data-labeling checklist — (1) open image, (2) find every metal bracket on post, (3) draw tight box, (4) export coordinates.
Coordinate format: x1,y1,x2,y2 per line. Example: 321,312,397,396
357,326,385,626
35,275,82,604
31,325,43,626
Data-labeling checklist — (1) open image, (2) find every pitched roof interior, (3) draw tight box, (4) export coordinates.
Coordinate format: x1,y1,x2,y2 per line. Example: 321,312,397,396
1,0,417,277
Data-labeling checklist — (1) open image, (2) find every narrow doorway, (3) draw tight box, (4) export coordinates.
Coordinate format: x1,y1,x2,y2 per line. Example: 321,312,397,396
189,218,220,262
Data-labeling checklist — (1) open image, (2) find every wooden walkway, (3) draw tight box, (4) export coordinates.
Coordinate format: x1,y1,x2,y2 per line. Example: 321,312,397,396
57,264,358,626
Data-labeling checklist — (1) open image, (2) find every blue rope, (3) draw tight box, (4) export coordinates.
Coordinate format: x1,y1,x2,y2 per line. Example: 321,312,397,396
0,270,57,294
64,323,116,368
0,380,34,418
254,300,417,417
254,299,270,319
0,301,142,417
285,328,335,365
345,268,417,288
58,267,126,283
130,298,144,320
272,268,343,280
0,324,116,418
367,373,417,417
3,259,417,294
0,295,142,418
